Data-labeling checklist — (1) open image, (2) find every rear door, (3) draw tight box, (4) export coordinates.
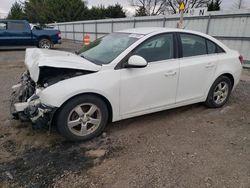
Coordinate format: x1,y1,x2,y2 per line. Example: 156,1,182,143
6,21,33,46
0,22,8,46
176,33,218,103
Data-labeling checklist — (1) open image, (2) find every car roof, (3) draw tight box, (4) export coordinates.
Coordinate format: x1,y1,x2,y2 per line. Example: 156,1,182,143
115,27,212,39
116,27,229,51
116,27,214,38
116,27,176,35
0,19,28,22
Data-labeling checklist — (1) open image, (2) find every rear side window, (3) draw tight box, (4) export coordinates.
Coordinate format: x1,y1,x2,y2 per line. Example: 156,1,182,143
180,33,207,57
207,40,217,54
8,22,25,30
216,45,225,53
206,39,225,54
180,33,225,57
0,22,7,30
133,33,174,62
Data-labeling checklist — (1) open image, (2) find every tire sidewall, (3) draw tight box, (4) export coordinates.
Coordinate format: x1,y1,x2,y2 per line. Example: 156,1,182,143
206,76,232,108
38,38,52,49
56,95,109,141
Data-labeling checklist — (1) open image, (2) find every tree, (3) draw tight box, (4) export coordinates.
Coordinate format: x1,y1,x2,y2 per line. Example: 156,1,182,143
135,6,148,16
7,2,25,20
131,0,211,15
233,0,245,9
213,0,221,10
87,6,106,20
7,0,127,24
207,0,221,11
105,4,126,18
131,0,167,16
207,0,214,11
23,0,88,24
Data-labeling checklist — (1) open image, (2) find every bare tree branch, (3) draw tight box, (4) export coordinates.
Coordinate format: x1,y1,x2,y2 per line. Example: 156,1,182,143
132,0,210,16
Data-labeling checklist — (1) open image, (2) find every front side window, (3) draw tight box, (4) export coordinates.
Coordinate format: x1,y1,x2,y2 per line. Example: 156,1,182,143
79,33,140,65
0,22,7,30
180,33,207,57
132,33,174,62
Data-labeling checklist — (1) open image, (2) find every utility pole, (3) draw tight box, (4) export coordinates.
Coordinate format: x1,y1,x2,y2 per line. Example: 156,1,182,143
238,0,242,9
177,1,185,29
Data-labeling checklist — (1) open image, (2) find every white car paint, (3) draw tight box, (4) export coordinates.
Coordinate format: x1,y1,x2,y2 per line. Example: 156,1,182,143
23,27,242,122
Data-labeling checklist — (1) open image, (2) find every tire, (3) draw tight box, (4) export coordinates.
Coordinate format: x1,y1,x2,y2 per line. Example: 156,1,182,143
56,95,109,141
205,76,232,108
38,38,52,49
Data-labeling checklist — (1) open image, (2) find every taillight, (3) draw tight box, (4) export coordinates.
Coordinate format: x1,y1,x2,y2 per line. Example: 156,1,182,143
239,55,243,64
57,31,61,38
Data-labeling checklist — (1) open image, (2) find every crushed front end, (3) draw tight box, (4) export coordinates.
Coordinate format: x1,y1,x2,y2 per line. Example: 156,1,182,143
10,48,100,129
10,71,56,129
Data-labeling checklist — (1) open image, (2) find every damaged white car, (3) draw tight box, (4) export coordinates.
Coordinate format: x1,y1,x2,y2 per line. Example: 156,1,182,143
11,27,242,141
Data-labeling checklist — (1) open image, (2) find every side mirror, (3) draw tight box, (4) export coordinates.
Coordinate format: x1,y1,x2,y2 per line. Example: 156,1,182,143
126,55,148,68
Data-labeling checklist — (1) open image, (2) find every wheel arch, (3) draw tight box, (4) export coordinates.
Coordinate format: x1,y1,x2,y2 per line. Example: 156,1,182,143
38,35,51,41
53,92,113,124
216,73,235,88
205,72,235,100
37,35,52,46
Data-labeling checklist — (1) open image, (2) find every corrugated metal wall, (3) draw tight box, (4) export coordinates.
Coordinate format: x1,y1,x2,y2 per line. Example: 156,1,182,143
49,10,250,61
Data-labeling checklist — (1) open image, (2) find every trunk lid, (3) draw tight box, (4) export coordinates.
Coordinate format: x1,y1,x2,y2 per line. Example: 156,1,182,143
25,48,101,82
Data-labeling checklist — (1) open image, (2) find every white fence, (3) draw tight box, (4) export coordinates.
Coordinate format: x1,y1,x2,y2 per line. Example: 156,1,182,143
50,10,250,61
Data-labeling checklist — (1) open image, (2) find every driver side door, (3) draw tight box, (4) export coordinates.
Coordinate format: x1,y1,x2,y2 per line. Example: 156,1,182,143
119,33,180,118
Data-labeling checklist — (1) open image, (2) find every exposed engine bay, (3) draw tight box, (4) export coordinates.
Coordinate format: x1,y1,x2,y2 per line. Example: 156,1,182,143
11,67,94,129
37,66,92,87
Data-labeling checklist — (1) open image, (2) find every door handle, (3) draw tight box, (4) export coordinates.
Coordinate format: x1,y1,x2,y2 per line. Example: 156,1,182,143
164,71,177,77
205,63,215,68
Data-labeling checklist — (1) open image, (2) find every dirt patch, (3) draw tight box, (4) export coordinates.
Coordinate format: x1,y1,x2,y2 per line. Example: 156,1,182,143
0,137,124,187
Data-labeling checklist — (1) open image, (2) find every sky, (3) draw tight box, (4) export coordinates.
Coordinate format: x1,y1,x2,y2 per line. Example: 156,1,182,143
1,0,250,16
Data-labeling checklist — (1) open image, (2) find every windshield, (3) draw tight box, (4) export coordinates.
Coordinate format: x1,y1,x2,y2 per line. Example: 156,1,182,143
79,33,142,65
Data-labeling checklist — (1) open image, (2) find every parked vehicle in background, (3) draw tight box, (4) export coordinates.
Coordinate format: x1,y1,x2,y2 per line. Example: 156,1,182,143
11,27,242,141
0,20,61,49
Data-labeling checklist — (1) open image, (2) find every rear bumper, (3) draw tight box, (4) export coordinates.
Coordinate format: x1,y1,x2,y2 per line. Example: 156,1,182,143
57,39,62,44
52,38,62,45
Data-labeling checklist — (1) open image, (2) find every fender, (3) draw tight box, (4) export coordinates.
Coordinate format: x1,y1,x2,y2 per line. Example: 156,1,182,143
38,70,121,121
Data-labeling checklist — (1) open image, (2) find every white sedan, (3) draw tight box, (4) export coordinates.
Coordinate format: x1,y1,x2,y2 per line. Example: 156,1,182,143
11,27,242,141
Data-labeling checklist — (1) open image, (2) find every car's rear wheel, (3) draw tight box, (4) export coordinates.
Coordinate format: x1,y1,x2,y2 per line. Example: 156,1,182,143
38,38,52,49
205,76,232,108
56,95,108,141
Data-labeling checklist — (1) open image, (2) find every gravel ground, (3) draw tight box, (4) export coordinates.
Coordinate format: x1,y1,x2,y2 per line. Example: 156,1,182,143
0,40,250,188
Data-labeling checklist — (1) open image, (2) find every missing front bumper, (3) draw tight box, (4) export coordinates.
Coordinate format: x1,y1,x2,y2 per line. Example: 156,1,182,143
10,71,57,129
11,95,57,129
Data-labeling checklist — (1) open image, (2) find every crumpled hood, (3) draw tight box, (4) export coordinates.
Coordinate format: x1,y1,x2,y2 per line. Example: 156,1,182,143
25,48,101,82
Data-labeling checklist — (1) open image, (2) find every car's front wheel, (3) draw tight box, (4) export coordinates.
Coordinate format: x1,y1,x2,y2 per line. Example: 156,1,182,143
205,76,232,108
56,95,109,141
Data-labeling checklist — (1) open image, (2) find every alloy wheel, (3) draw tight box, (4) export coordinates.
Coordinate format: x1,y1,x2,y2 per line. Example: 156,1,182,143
213,81,229,105
40,39,51,49
67,103,102,137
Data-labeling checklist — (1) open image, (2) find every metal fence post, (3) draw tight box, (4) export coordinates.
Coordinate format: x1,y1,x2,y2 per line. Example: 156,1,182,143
163,17,166,27
65,24,67,39
133,18,136,28
82,22,85,43
206,14,211,34
73,24,75,42
111,20,114,32
95,21,98,40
